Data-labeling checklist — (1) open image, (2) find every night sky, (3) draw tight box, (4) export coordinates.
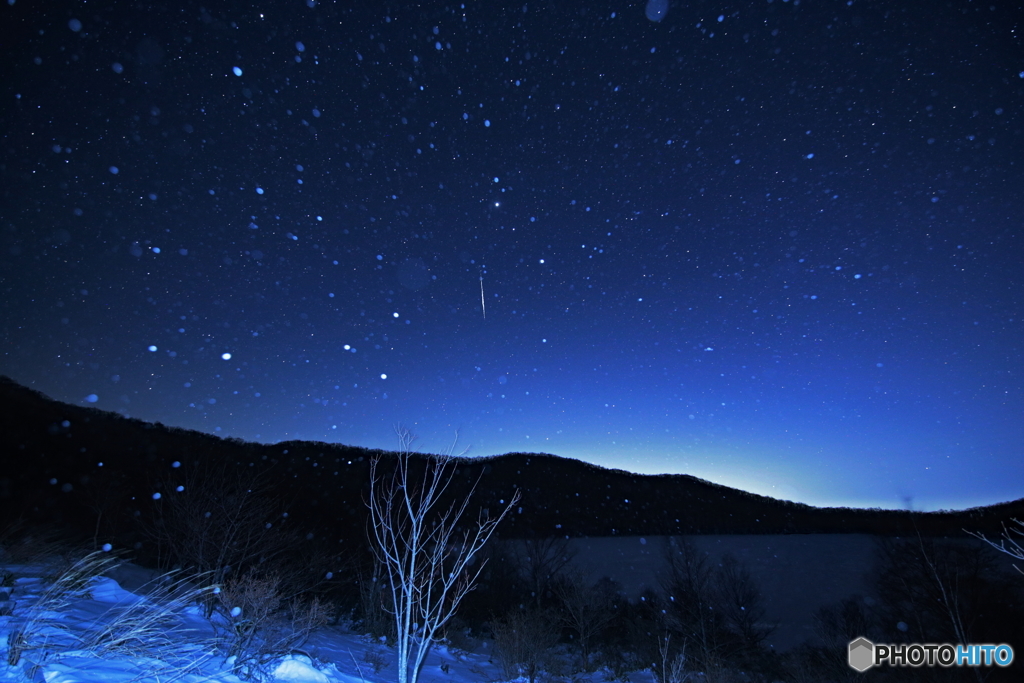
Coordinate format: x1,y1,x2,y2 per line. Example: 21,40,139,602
2,0,1022,511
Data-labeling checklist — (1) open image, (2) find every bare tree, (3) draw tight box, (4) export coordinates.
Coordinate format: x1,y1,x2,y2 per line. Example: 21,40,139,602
660,538,727,679
807,598,875,683
514,536,576,608
143,459,298,616
968,518,1024,576
368,428,520,683
715,554,774,653
657,634,693,683
554,568,616,672
491,606,560,683
874,536,994,683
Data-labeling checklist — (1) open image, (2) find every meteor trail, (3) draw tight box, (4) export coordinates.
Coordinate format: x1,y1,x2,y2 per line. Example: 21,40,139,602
479,276,486,319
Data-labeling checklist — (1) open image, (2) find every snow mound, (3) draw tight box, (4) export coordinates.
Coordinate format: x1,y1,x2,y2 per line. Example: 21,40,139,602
272,654,331,683
89,576,142,603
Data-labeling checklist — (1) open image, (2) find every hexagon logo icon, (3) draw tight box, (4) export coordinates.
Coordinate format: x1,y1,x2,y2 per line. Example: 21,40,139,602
848,637,874,672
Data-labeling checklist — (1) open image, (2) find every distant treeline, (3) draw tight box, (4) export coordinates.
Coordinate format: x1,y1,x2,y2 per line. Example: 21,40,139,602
2,375,1021,549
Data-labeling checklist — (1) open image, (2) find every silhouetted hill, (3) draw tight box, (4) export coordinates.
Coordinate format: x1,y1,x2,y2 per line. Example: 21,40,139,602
2,375,1021,548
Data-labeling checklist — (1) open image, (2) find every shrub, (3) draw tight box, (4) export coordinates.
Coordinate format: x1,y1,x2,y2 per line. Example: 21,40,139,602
491,606,560,683
553,570,617,672
141,459,300,608
213,567,334,682
357,569,395,642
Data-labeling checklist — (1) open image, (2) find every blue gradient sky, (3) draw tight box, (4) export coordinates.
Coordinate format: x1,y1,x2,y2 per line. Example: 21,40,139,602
2,0,1022,510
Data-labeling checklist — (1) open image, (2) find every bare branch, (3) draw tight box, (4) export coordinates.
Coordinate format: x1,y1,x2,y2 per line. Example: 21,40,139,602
367,428,520,683
966,518,1024,576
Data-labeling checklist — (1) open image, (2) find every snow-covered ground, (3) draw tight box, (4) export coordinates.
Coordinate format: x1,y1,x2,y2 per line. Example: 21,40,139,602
11,534,973,682
0,553,660,683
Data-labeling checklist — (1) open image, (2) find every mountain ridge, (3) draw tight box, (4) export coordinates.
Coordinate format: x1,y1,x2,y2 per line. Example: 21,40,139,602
2,374,1021,542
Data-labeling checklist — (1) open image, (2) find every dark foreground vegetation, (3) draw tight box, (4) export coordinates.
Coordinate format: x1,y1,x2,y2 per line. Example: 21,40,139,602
2,375,1023,681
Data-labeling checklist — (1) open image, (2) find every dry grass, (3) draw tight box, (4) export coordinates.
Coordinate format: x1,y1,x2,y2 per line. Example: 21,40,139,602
82,570,217,663
5,551,117,666
2,548,221,681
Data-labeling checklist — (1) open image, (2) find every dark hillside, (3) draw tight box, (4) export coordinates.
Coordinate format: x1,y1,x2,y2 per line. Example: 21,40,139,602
2,375,1021,548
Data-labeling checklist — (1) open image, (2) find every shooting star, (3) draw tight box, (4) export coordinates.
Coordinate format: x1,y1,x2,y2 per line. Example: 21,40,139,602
479,276,486,319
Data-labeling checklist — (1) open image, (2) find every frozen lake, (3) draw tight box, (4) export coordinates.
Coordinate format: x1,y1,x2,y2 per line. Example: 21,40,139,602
563,534,880,651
